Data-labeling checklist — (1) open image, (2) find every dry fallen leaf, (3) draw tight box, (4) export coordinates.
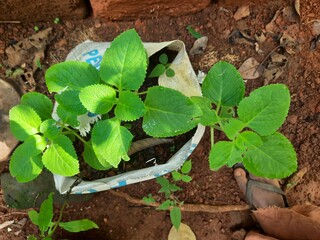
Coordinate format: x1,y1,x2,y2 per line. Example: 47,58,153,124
238,57,262,80
265,9,282,33
190,36,208,56
280,24,301,54
233,6,250,21
312,20,320,36
294,0,300,16
168,223,196,240
263,52,288,84
283,6,300,23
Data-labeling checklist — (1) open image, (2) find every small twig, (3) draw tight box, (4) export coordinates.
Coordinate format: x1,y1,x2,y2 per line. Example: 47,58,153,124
109,190,250,213
0,20,21,24
0,212,28,218
284,167,308,194
254,45,282,75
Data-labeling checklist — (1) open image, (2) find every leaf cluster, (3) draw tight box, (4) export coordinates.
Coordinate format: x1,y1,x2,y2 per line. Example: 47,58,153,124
27,193,98,240
197,61,297,179
9,29,202,182
143,160,193,230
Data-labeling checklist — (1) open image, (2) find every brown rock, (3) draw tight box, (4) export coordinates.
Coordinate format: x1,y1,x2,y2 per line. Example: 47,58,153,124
0,0,88,22
0,79,20,162
90,0,211,20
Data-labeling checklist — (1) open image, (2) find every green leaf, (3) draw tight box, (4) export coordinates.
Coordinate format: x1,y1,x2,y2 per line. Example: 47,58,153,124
79,84,116,114
181,160,192,174
235,131,263,150
55,90,87,115
28,210,39,226
202,61,245,107
158,200,172,210
243,132,297,178
159,53,168,64
9,135,46,182
143,194,156,205
181,175,192,183
42,135,79,176
190,96,218,126
143,86,202,137
219,106,235,119
40,119,60,140
9,105,42,141
186,26,203,39
171,171,182,181
238,84,290,136
166,68,175,78
100,29,147,90
92,119,133,168
149,64,166,78
59,219,98,233
21,92,53,120
83,142,113,170
209,141,243,171
45,61,100,93
170,207,182,230
56,105,79,127
115,91,145,121
222,119,245,140
38,193,54,233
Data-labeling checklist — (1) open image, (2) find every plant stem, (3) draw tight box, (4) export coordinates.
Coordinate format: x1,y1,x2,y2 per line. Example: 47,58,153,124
210,127,214,147
137,91,148,95
64,126,87,144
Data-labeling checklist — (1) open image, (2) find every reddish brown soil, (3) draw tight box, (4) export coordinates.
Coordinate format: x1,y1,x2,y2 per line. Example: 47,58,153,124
0,0,319,239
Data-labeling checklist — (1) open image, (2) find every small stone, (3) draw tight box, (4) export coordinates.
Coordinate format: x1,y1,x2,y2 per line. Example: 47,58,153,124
94,20,102,28
103,218,108,223
65,20,75,30
231,229,247,240
0,79,20,161
287,115,298,124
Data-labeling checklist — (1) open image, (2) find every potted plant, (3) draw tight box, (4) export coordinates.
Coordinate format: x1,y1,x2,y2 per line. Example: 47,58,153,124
8,29,205,193
8,29,297,196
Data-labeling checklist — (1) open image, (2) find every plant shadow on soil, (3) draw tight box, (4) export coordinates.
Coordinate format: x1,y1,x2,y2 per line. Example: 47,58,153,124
0,0,320,239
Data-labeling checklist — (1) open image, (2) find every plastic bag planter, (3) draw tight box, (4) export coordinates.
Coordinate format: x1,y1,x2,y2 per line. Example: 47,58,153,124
54,40,205,194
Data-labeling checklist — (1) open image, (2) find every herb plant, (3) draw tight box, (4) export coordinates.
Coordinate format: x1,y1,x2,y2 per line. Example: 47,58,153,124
27,193,98,240
9,29,202,182
149,53,175,78
193,61,297,178
143,159,192,230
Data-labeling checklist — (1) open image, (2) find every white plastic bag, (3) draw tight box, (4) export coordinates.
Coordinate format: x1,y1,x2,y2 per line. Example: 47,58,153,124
54,40,205,194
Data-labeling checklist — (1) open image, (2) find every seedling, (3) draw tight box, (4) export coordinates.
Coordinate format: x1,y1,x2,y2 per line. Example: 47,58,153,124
35,59,42,69
34,26,39,32
53,18,60,24
27,192,98,240
149,53,175,78
186,26,203,39
143,159,192,230
193,61,297,178
9,29,201,183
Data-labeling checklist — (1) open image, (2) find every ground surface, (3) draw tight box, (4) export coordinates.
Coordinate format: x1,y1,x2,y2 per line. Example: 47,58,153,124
0,0,319,239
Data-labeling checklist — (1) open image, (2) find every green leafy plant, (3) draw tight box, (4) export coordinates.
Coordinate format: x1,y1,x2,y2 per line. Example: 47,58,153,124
149,53,175,78
192,61,297,178
27,192,98,240
186,26,203,39
9,29,202,183
53,18,60,24
36,59,42,69
143,159,192,230
34,26,39,32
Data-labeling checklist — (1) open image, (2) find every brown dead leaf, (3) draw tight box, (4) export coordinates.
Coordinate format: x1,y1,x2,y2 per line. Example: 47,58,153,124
238,57,262,80
294,0,300,16
280,24,301,54
233,6,250,21
283,6,300,23
263,52,288,84
265,10,282,33
168,223,196,240
312,20,320,36
190,36,208,56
